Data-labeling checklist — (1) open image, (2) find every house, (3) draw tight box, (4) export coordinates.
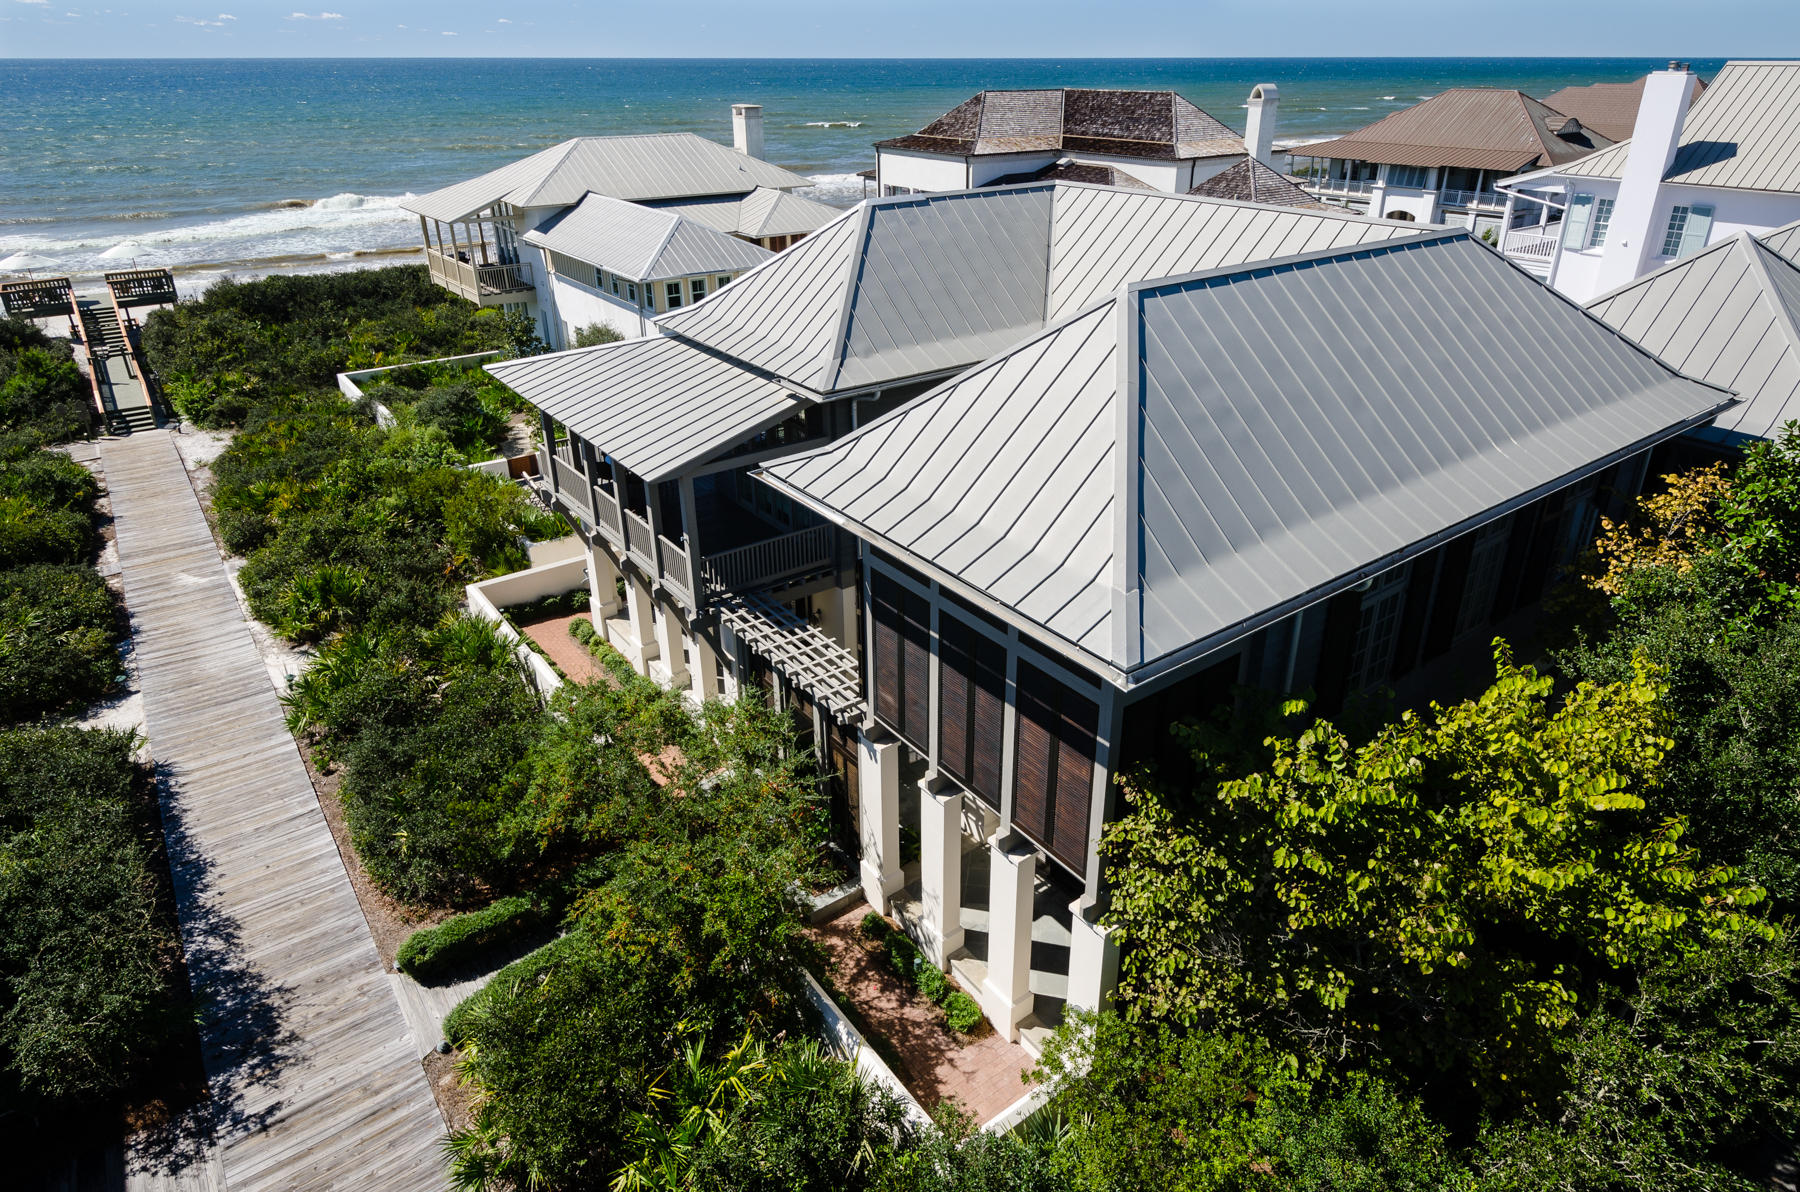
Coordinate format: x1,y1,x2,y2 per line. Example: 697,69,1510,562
484,184,1427,857
756,229,1733,1042
401,110,839,346
872,86,1273,196
522,192,774,344
1542,72,1707,142
1585,218,1800,446
1290,88,1610,231
641,187,842,253
1499,62,1800,302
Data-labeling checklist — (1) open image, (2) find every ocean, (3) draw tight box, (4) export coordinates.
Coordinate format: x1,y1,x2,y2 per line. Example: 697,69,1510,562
0,57,1726,282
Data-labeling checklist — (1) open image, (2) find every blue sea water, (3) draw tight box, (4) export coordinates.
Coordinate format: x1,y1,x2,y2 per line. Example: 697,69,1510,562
0,57,1726,279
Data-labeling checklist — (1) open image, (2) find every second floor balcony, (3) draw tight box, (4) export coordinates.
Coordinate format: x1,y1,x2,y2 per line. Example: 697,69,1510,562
427,248,535,307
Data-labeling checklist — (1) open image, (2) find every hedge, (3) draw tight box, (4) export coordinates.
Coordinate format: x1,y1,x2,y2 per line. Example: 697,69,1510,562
396,894,545,982
442,932,584,1046
861,911,986,1035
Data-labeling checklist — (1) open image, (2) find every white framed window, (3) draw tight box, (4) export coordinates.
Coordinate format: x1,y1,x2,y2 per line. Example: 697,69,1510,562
1562,193,1595,249
666,281,684,309
1661,203,1715,258
625,281,638,304
690,277,706,302
1386,164,1428,189
716,274,733,290
610,275,620,296
1587,197,1615,248
1346,565,1411,692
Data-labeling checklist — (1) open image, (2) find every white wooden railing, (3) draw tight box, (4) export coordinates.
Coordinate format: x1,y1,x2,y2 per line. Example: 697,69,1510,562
548,454,592,519
426,248,533,301
700,525,835,593
1308,177,1375,196
593,482,624,544
1503,228,1561,262
659,535,696,605
623,509,656,569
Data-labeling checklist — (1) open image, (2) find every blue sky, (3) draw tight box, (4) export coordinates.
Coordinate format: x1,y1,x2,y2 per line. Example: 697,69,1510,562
1,0,1795,58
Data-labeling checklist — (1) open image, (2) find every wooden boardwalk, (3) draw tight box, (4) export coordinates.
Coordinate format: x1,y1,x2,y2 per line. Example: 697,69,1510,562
102,431,447,1192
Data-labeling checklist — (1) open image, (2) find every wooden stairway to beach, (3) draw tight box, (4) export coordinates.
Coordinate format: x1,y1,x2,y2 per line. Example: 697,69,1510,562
102,430,447,1192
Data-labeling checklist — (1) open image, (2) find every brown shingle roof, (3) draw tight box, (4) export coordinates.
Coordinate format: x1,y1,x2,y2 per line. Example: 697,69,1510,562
875,88,1243,160
987,160,1157,189
1295,89,1612,174
1188,158,1327,208
1542,74,1707,142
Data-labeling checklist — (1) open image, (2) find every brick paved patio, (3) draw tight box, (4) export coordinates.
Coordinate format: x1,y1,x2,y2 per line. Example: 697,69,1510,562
810,907,1036,1125
520,611,607,683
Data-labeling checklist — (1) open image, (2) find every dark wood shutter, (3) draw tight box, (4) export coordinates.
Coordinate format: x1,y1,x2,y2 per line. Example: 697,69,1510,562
900,586,930,750
871,572,902,727
939,612,1006,809
1013,661,1099,873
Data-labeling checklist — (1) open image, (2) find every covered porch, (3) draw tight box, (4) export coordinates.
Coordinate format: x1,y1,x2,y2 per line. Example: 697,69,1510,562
416,202,534,306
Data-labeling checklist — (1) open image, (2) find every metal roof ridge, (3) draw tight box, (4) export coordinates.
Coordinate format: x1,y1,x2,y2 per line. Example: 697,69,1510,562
639,203,688,279
814,202,879,392
1742,235,1800,373
1119,227,1468,298
1109,288,1139,672
502,138,585,208
1582,229,1748,307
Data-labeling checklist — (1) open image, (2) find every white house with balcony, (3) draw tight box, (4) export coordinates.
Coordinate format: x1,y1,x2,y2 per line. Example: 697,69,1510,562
400,111,838,346
1497,61,1800,304
873,87,1268,196
1291,88,1611,233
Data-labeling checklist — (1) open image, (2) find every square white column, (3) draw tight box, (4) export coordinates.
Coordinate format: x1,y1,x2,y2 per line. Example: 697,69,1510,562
858,728,902,913
1066,899,1120,1016
688,624,720,702
652,597,689,689
587,543,623,619
980,835,1036,1042
917,775,964,967
613,570,659,673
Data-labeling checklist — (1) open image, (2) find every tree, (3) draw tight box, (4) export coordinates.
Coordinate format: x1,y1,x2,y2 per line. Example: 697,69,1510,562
573,324,625,349
1103,645,1769,1103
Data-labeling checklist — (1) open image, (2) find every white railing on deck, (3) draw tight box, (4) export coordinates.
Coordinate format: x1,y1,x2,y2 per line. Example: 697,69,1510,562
548,455,592,519
593,482,624,544
1503,229,1561,262
1439,188,1507,212
1308,177,1375,196
701,525,835,593
426,248,533,300
623,509,656,569
659,536,695,606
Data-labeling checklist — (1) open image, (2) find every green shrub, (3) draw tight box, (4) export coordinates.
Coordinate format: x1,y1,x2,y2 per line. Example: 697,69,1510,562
916,960,950,1005
0,447,99,570
942,991,982,1035
0,322,91,444
859,910,890,940
397,894,545,982
572,323,624,349
885,930,920,985
0,563,122,721
442,931,584,1047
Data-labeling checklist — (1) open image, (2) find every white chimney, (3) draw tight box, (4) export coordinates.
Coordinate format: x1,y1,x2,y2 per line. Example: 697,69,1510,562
732,103,764,160
1593,63,1697,293
1245,83,1278,165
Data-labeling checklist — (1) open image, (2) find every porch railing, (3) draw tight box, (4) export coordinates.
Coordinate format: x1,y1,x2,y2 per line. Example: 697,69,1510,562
1438,188,1507,212
1307,177,1374,196
593,481,624,545
426,248,534,301
548,454,592,520
623,508,657,570
660,536,696,606
700,525,836,593
1503,228,1561,262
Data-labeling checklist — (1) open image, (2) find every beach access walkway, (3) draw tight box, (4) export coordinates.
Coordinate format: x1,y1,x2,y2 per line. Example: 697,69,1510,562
103,429,446,1192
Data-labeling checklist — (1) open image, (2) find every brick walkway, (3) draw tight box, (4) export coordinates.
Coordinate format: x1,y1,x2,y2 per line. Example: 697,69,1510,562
810,908,1035,1125
520,612,607,683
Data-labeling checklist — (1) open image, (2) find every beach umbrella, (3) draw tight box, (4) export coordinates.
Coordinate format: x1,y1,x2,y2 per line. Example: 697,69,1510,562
0,251,58,274
99,242,146,261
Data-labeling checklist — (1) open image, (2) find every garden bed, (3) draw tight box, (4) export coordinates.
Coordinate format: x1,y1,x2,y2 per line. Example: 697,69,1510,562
806,907,1035,1126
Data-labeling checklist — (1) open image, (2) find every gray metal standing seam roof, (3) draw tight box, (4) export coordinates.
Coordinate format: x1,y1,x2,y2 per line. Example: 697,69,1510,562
485,336,806,482
522,192,771,282
761,232,1735,685
1545,62,1800,193
1587,220,1800,440
401,134,811,223
644,188,845,239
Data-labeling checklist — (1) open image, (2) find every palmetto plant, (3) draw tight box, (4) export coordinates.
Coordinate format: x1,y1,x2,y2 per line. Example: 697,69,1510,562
612,1029,772,1192
271,563,367,642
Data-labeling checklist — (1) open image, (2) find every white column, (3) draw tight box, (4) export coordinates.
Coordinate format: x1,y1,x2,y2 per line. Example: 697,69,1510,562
858,728,902,913
917,774,965,967
588,543,623,621
689,624,720,701
619,570,659,673
1065,900,1120,1016
653,597,689,689
980,835,1036,1042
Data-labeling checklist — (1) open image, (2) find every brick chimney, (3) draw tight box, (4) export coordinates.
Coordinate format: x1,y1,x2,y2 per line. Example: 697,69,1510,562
732,103,764,160
1245,83,1278,165
1593,63,1697,293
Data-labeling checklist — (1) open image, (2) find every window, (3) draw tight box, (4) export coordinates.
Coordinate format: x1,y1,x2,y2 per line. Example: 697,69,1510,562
1012,660,1098,874
1587,197,1615,248
689,277,706,302
717,274,733,290
666,281,684,309
625,281,638,304
1562,193,1595,249
938,611,1006,810
1454,521,1512,638
1661,203,1715,258
870,571,929,751
1386,164,1428,189
610,275,620,296
1345,565,1411,692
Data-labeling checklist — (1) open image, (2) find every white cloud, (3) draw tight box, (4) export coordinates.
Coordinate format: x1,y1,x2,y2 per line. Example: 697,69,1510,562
440,29,456,35
14,1,50,8
218,11,234,18
496,16,509,22
287,9,341,18
177,13,227,25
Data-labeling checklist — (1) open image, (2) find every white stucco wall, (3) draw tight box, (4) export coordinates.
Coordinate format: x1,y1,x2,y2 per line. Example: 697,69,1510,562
877,148,977,193
543,274,655,348
966,151,1058,187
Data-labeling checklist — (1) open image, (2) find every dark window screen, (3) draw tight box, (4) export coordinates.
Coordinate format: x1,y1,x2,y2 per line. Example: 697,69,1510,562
1012,660,1099,872
938,611,1006,809
870,571,930,750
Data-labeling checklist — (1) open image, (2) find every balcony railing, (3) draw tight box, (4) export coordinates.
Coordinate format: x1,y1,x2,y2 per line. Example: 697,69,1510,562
624,508,657,571
426,248,534,305
547,453,593,521
700,525,836,594
660,535,696,605
1503,228,1561,263
1438,188,1507,212
593,481,624,546
1307,177,1375,196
